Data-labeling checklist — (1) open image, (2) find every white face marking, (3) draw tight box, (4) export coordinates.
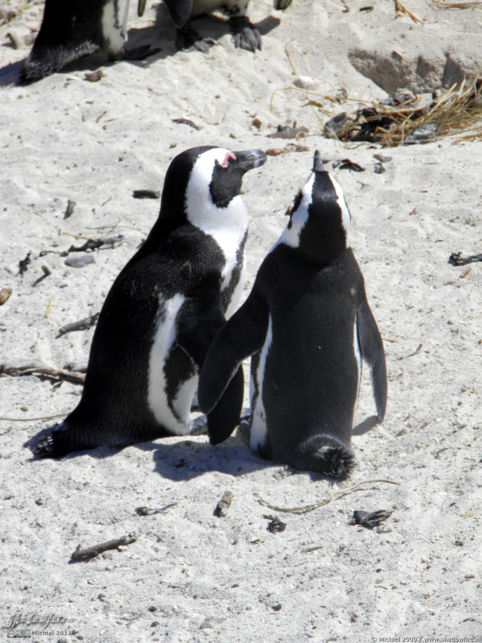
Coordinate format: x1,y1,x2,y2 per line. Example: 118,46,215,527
185,148,249,298
102,0,129,54
250,315,273,451
353,314,362,410
148,293,193,435
330,174,352,238
278,173,314,249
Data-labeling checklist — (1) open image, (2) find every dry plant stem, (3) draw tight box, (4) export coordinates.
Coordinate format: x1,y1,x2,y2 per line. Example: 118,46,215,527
0,365,86,385
257,479,400,514
393,0,424,22
70,535,137,562
433,0,482,7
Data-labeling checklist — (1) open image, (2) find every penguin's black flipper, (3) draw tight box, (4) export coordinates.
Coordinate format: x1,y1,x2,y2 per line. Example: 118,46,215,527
164,0,194,28
229,16,261,52
207,366,244,444
357,297,387,422
198,289,269,416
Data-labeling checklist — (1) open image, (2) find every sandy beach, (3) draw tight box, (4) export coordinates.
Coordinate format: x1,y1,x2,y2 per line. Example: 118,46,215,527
0,1,481,641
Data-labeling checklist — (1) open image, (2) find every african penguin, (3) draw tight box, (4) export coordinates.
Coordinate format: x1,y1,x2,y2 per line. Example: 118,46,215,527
20,0,132,84
157,0,293,53
199,150,387,479
34,145,266,458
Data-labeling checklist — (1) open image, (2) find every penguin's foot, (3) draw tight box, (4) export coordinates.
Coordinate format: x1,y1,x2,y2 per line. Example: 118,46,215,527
176,25,215,53
189,415,208,435
33,424,71,459
124,45,162,61
229,17,261,52
295,434,355,480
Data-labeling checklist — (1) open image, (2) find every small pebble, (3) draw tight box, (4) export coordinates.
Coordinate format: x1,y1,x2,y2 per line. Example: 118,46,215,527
65,254,95,268
293,76,319,90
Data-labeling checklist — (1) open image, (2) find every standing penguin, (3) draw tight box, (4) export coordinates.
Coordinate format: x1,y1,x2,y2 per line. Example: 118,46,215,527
146,0,293,52
199,151,387,479
20,0,132,84
34,145,266,458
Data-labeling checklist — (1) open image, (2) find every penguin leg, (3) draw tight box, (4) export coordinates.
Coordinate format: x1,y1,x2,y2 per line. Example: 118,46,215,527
357,297,387,422
229,16,261,52
175,22,215,52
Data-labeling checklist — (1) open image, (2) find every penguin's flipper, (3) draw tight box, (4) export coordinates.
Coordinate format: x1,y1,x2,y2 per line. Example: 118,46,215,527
198,290,269,416
164,0,193,28
357,298,387,422
206,366,244,444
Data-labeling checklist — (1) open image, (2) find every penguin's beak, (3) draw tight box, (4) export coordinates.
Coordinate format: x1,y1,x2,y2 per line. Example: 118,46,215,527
138,0,146,17
274,0,293,9
233,149,267,173
312,150,325,173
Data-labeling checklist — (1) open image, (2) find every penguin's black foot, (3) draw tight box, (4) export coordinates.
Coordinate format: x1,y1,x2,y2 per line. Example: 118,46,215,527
230,17,261,52
124,45,162,61
34,424,70,459
176,25,215,53
294,434,355,480
189,415,208,435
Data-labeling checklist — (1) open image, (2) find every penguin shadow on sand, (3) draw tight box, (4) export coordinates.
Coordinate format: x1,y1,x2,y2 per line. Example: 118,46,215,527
0,4,281,87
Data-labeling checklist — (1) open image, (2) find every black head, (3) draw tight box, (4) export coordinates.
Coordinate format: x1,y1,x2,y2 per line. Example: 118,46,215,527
281,150,352,264
153,146,266,236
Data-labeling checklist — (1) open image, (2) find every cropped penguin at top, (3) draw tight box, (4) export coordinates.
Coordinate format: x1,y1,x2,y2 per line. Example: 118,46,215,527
198,150,387,480
34,145,266,459
20,0,133,84
144,0,293,53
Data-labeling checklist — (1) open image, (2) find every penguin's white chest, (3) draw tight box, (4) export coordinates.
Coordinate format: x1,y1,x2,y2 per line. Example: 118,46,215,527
102,0,130,54
249,314,273,451
147,294,196,435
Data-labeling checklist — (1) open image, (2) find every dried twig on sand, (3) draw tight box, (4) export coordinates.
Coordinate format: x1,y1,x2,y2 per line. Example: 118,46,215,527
393,0,423,23
70,535,137,562
323,77,481,146
256,479,400,515
0,365,86,385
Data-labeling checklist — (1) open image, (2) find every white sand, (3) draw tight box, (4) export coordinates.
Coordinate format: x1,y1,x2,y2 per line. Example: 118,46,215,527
0,1,480,641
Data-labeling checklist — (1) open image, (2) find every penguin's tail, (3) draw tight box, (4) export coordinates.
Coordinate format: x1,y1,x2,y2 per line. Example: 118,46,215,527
20,42,99,84
293,434,355,480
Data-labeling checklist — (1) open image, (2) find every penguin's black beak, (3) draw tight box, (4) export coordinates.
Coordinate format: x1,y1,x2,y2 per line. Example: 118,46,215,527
274,0,293,9
312,150,325,173
233,149,267,173
138,0,146,16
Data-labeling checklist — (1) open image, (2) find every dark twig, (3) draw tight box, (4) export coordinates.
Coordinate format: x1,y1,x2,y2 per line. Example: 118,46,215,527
172,118,201,130
397,343,422,360
448,252,482,266
57,313,100,338
349,509,392,529
0,365,86,385
132,189,161,200
67,236,124,253
64,200,76,219
32,265,51,287
18,252,31,276
70,534,137,562
135,502,177,516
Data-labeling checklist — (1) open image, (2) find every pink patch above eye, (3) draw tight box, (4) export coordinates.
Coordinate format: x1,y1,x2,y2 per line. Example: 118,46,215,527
220,151,236,168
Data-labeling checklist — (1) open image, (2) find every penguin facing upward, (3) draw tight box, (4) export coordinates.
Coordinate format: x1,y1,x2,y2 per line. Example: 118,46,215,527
20,0,132,84
34,145,266,459
198,151,387,479
150,0,293,53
